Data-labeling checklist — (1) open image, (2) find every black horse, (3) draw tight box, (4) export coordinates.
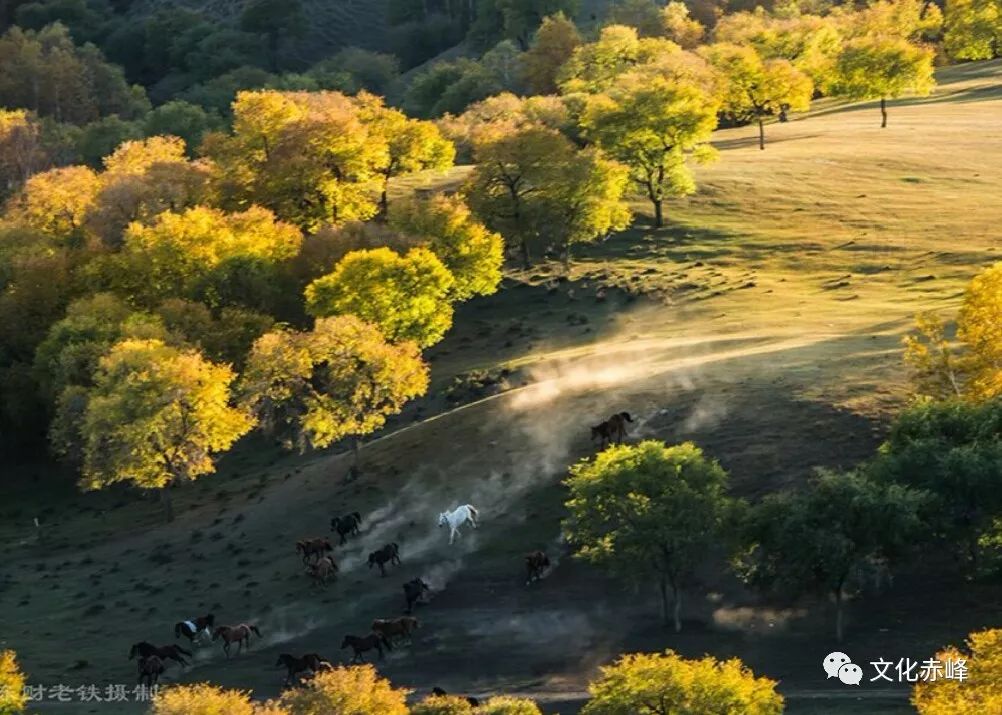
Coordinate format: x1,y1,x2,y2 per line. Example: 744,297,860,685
330,512,362,545
129,642,191,667
341,633,391,663
403,578,431,614
276,653,331,686
368,543,401,576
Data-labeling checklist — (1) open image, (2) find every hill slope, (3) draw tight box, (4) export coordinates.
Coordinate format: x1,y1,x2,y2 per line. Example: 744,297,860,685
1,60,1001,714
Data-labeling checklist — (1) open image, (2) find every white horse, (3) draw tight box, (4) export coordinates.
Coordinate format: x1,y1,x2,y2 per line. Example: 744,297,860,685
438,504,479,544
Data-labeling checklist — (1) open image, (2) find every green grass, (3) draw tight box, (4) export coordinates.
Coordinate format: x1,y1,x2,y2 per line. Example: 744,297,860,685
3,60,1002,714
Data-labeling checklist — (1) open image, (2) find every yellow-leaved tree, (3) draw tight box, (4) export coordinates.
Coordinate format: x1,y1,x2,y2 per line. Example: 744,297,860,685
0,650,26,714
240,315,429,459
150,683,286,715
904,262,1002,400
276,665,409,715
913,628,1002,712
305,246,455,347
52,339,254,521
582,651,783,715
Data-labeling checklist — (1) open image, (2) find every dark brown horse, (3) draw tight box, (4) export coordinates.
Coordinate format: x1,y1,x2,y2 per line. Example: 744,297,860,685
129,642,191,667
403,578,430,614
341,633,391,663
174,613,214,643
590,412,633,448
432,687,480,707
525,550,550,584
276,653,331,686
330,512,362,545
368,543,401,576
137,655,165,686
296,537,333,564
212,624,262,657
371,617,419,643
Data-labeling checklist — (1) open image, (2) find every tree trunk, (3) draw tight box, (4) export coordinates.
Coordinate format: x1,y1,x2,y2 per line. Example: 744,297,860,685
758,118,765,150
520,239,531,269
672,584,682,633
659,577,670,626
161,485,174,523
352,436,361,469
562,239,571,272
834,587,844,642
379,180,389,219
880,97,887,128
652,199,664,228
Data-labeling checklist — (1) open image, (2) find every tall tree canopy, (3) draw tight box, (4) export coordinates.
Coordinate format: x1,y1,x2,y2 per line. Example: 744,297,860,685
241,316,429,452
564,441,737,631
944,0,1002,59
583,76,718,227
53,338,253,521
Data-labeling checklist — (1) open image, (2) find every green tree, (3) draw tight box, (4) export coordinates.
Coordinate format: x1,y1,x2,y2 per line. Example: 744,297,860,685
701,43,813,150
390,194,503,300
53,338,253,521
581,650,783,715
869,398,1002,571
607,0,665,37
583,76,718,227
0,650,26,714
736,469,927,641
557,25,682,94
495,0,579,49
831,36,935,127
912,628,1002,713
241,0,305,70
276,665,409,715
144,101,220,154
660,1,704,49
564,441,736,631
521,13,581,94
305,246,455,347
240,316,429,455
944,0,1002,59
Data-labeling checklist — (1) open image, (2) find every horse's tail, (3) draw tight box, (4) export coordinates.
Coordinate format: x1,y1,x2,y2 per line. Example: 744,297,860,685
381,635,393,651
467,505,479,517
250,625,262,638
620,412,633,422
174,623,182,639
353,511,361,523
177,646,192,657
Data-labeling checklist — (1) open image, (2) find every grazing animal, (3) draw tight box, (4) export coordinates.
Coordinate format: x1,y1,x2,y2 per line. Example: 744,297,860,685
590,411,633,447
341,633,391,663
525,550,550,584
367,543,401,576
296,537,333,564
431,687,480,707
306,555,338,586
174,614,214,644
371,617,419,643
330,512,362,545
438,504,479,544
276,653,332,686
212,624,262,658
137,655,165,686
403,578,431,614
129,642,191,667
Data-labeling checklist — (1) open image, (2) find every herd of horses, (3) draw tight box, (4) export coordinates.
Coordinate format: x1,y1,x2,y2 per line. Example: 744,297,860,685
124,412,630,692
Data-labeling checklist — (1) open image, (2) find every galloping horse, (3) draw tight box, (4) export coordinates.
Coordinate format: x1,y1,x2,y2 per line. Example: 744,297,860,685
368,543,401,576
525,551,550,584
276,653,331,686
330,512,362,545
590,412,633,448
212,624,262,658
341,633,391,663
296,538,333,564
438,504,479,544
129,642,191,667
174,614,214,644
371,617,419,644
137,655,165,686
403,578,430,614
306,555,338,586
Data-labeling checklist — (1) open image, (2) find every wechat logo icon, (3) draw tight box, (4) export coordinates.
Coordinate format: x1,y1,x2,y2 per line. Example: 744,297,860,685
824,652,862,686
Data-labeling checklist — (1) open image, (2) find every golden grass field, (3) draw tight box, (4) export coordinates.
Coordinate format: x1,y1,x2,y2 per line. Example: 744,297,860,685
1,60,1000,714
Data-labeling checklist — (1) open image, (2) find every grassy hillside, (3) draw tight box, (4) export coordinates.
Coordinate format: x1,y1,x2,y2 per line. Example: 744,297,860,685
1,60,1000,714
